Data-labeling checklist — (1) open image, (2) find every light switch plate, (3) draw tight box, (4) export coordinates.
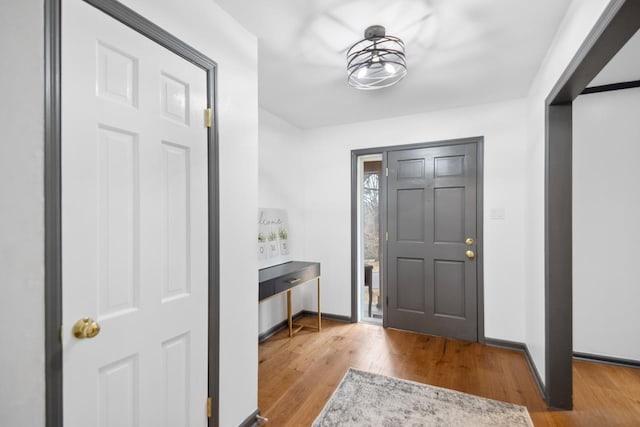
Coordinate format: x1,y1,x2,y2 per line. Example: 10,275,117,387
490,207,505,220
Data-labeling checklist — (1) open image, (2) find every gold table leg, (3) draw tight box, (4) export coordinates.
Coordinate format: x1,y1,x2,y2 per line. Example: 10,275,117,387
285,276,321,338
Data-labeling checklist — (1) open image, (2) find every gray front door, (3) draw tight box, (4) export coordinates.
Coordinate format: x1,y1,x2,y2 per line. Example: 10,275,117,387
386,142,478,341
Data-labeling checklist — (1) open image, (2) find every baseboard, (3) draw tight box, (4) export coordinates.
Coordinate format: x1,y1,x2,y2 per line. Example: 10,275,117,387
238,409,261,427
300,310,352,323
573,351,640,369
258,310,351,343
484,337,526,352
485,338,546,401
258,310,305,343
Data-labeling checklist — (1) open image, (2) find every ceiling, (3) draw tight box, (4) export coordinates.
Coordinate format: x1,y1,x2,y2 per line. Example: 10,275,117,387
215,0,573,128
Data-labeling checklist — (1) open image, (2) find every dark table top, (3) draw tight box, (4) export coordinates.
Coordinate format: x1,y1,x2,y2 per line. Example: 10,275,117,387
259,261,321,301
259,261,320,283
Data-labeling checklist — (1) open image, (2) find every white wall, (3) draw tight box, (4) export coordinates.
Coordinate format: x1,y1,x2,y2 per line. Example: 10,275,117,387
573,88,640,361
300,98,529,342
523,0,615,383
0,0,259,425
0,2,45,426
258,108,313,334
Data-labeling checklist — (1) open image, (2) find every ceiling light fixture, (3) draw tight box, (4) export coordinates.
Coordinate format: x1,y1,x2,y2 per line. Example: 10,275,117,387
347,25,407,90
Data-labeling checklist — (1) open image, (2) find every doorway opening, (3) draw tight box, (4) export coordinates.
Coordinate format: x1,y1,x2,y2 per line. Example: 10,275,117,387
44,0,220,425
357,154,383,324
351,138,484,339
544,0,640,409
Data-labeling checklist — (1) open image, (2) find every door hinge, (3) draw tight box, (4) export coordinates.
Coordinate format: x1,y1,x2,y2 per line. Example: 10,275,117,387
204,108,212,128
386,296,389,305
206,397,212,418
385,167,389,177
385,231,388,241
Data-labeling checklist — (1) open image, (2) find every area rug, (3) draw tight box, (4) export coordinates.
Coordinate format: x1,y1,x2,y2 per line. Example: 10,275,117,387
312,368,534,427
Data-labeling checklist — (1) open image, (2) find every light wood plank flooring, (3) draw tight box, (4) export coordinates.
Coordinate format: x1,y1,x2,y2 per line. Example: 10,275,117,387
258,317,640,426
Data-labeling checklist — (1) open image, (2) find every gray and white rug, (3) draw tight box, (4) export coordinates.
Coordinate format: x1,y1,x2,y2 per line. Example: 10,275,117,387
313,368,534,427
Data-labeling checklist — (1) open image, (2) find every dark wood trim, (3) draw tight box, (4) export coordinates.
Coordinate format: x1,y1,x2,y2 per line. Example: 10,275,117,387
45,0,220,425
83,0,216,70
545,103,574,410
350,149,385,324
350,150,385,324
259,311,351,343
475,139,485,344
350,136,484,342
524,344,547,401
258,311,305,343
44,1,63,426
301,310,352,323
258,319,290,343
238,409,261,427
544,0,640,411
574,352,640,369
350,152,359,323
207,63,221,427
485,338,546,401
352,136,484,155
484,337,526,351
380,151,388,329
582,80,640,95
546,0,634,104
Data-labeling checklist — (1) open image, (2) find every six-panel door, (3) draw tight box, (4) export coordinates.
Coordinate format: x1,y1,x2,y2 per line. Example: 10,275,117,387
386,143,478,342
61,1,209,425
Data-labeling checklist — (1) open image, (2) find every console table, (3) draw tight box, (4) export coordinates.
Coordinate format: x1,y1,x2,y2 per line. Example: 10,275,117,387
259,261,321,337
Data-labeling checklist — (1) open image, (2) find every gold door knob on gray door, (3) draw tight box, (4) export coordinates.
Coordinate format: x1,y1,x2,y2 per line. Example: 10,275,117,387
465,250,475,260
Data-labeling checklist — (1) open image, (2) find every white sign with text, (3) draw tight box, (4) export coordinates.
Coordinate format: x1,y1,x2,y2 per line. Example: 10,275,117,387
258,208,291,268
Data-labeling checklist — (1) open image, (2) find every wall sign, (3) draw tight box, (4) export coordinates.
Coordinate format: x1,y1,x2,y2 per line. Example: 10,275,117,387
258,208,290,268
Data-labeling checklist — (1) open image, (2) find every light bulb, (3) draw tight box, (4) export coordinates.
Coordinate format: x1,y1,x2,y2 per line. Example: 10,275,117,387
385,63,396,74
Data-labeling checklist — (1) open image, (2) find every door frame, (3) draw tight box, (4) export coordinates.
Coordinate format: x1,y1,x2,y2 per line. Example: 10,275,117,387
44,0,220,425
354,154,384,324
544,0,640,410
350,137,484,342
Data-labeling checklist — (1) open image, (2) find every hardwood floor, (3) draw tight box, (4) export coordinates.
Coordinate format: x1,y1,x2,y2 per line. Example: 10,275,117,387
258,317,640,426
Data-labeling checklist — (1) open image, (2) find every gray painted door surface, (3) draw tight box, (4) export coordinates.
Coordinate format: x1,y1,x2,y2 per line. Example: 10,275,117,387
387,143,478,341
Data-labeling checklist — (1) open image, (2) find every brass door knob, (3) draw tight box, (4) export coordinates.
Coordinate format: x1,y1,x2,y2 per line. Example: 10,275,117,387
465,250,475,260
465,237,474,246
72,317,101,339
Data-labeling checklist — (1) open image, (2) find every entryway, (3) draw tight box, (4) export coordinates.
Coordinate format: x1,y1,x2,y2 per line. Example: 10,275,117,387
357,155,383,324
351,138,484,342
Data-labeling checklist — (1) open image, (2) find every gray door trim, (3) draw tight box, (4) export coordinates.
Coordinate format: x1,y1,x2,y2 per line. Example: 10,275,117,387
544,0,638,410
44,0,220,425
350,137,484,343
349,150,388,325
44,0,63,423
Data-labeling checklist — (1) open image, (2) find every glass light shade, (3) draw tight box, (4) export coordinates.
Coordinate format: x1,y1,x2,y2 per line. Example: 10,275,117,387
347,28,407,90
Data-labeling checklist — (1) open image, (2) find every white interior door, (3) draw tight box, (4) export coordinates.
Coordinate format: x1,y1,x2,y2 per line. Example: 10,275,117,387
61,1,209,426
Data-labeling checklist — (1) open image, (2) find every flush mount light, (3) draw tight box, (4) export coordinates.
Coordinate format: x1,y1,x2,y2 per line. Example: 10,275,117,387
347,25,407,90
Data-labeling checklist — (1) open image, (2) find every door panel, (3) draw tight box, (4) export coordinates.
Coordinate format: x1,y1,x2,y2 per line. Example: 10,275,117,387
62,1,208,425
434,260,465,318
397,257,426,313
434,187,465,242
387,143,478,341
397,189,425,242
